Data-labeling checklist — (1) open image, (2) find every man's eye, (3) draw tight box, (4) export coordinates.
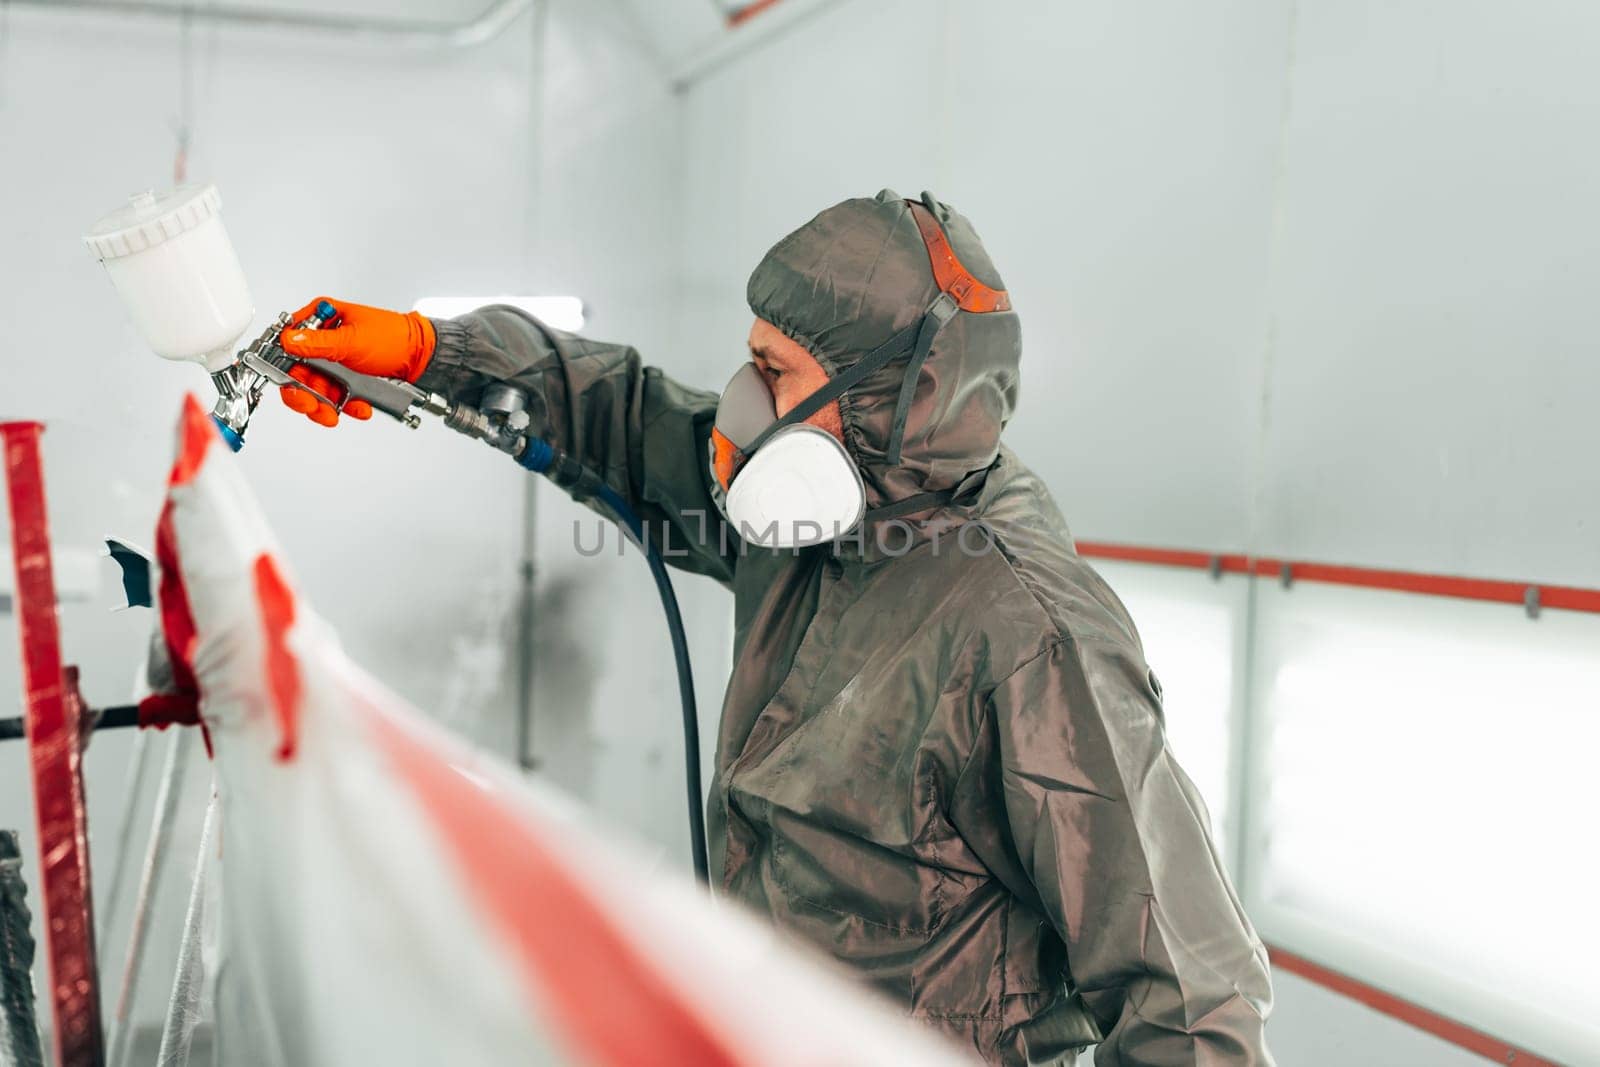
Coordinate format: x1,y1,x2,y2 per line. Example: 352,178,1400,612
763,366,783,382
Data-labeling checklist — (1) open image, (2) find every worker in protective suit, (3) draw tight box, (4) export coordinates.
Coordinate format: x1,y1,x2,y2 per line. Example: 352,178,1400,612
278,190,1274,1066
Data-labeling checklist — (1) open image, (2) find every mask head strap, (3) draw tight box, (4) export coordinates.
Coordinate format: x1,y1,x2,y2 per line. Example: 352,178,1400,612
905,194,1012,315
884,291,956,466
883,196,1013,465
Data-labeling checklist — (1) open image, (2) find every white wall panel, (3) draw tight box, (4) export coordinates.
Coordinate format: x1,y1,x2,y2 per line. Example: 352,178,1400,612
1257,0,1600,586
941,0,1294,552
681,0,1294,552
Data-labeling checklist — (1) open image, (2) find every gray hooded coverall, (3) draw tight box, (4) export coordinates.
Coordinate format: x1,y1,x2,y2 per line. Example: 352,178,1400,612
415,191,1274,1065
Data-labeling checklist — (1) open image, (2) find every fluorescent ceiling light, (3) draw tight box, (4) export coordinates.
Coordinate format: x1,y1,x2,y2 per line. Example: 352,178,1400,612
412,296,585,332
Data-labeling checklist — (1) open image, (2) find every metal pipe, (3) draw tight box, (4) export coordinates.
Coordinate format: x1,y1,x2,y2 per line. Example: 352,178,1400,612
514,0,547,772
155,792,215,1067
105,729,194,1067
2,0,532,49
94,730,154,997
514,513,539,770
0,705,141,742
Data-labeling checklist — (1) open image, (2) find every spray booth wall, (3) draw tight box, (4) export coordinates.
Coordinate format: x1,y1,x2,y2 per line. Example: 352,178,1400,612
4,0,1599,1062
0,0,717,1042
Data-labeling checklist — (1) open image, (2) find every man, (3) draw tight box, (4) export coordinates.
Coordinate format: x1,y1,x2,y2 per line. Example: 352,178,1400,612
278,191,1274,1065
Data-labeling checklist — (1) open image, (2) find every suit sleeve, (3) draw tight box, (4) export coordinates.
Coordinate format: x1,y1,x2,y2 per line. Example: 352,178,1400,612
417,305,737,584
990,638,1274,1065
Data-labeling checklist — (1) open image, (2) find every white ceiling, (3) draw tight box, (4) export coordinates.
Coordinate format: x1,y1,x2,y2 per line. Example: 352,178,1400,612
35,0,809,82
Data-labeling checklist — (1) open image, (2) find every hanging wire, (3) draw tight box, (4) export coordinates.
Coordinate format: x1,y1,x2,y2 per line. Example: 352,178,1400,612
171,1,221,185
0,0,12,109
172,3,193,183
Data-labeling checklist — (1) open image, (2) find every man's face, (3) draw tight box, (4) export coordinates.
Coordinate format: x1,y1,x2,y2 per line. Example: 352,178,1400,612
747,318,845,444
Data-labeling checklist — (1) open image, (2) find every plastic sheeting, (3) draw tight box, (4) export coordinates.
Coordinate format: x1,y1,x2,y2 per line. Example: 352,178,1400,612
150,394,968,1066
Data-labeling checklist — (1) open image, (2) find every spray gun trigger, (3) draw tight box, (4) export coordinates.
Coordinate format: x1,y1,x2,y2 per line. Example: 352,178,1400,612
237,351,339,410
309,361,433,427
290,378,341,412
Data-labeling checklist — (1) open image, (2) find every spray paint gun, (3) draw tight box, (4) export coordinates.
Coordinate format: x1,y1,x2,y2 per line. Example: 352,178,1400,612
206,301,454,449
84,185,461,450
84,186,592,475
215,307,550,465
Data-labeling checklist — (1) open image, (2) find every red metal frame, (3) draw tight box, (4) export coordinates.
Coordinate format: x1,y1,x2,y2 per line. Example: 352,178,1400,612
1268,946,1561,1066
1074,539,1600,614
2,422,105,1067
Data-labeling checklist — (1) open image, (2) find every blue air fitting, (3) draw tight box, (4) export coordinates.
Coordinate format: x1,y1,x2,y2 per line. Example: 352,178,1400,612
517,438,606,501
210,415,245,453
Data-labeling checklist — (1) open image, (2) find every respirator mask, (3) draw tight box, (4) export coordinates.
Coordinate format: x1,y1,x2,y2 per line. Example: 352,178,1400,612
709,362,866,549
708,196,1012,551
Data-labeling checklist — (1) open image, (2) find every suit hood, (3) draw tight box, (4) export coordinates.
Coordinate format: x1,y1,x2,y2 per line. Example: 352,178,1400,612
746,189,1021,511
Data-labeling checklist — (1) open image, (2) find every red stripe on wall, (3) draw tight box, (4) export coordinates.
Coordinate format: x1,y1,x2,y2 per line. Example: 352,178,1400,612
1267,945,1564,1066
1073,539,1600,614
1073,540,1252,574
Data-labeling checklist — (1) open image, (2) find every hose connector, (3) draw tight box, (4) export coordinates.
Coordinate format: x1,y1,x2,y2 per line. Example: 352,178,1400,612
518,437,555,473
210,416,244,453
517,439,605,501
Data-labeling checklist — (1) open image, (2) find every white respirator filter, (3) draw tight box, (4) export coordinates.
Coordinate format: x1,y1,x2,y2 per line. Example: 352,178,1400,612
723,426,866,548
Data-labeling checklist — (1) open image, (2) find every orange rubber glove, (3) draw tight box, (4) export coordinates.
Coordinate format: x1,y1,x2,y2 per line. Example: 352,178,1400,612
276,297,437,428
